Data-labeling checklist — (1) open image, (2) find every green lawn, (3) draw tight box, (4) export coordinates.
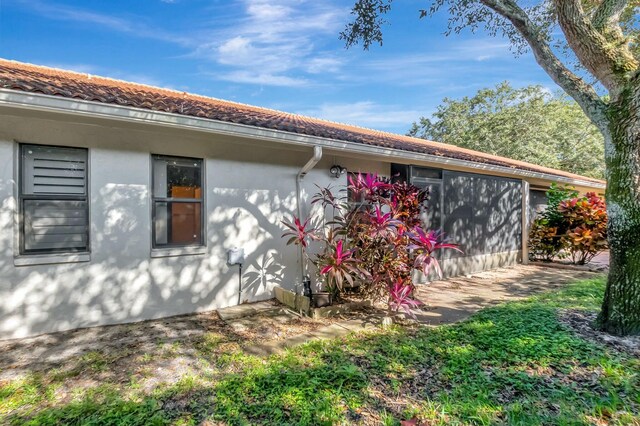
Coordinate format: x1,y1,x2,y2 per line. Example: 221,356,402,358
1,277,638,425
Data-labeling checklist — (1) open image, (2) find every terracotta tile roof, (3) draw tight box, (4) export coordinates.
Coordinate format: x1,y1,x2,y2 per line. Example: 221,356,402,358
0,59,604,185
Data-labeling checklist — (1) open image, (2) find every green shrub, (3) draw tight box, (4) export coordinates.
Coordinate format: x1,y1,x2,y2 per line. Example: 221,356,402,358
529,184,607,264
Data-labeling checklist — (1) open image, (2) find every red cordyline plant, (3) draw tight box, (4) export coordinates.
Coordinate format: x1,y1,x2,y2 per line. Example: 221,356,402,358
317,240,362,289
408,227,462,277
388,279,423,319
348,172,392,202
282,172,460,315
282,217,315,249
368,205,401,239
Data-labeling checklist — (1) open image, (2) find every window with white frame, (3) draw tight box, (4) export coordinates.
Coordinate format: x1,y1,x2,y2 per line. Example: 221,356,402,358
19,144,89,254
151,155,204,248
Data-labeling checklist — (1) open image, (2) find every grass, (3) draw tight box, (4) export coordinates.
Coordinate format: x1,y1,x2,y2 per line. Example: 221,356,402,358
1,277,638,425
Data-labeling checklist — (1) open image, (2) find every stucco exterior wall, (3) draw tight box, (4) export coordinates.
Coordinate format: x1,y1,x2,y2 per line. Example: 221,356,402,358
0,107,527,340
0,111,390,339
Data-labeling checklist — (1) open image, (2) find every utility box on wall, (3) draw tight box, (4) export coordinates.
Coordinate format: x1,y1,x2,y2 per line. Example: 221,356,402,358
227,247,245,265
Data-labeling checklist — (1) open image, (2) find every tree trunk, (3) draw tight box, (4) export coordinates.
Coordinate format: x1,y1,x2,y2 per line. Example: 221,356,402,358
598,78,640,336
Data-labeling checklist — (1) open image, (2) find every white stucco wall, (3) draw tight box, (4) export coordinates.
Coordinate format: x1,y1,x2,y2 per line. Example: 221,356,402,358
0,106,531,340
0,110,389,339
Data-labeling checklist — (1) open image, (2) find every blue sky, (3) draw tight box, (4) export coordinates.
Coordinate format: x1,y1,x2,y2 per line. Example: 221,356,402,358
0,0,556,134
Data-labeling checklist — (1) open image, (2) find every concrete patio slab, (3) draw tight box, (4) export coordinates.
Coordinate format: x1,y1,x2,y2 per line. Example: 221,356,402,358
217,300,281,320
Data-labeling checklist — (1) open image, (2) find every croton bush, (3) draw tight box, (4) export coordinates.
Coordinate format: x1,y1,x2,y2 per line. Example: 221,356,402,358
282,172,460,316
529,184,607,265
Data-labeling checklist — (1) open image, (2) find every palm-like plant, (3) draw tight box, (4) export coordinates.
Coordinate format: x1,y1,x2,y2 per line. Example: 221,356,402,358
282,173,460,309
348,172,392,200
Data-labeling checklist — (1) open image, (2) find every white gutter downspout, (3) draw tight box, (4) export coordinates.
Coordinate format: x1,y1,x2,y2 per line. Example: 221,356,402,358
296,146,323,283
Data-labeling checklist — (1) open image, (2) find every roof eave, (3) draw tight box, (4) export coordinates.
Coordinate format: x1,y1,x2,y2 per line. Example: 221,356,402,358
0,88,605,190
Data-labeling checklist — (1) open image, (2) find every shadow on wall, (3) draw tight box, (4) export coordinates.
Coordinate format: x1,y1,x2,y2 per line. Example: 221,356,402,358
416,174,523,282
442,174,522,260
0,180,299,339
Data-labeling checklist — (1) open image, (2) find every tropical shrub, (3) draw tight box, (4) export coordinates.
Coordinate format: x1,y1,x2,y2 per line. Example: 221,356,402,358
282,173,460,314
528,186,607,264
528,219,561,261
559,192,608,264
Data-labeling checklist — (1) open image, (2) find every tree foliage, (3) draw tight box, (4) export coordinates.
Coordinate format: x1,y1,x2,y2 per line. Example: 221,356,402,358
342,0,640,335
408,82,605,178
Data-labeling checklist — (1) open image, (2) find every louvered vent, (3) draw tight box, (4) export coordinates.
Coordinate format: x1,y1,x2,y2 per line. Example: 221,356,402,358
21,145,89,253
22,146,87,195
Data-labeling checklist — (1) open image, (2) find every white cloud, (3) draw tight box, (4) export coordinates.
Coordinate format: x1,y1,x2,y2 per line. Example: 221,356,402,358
198,0,348,86
340,38,516,87
216,71,309,87
16,0,350,87
298,101,423,130
306,57,343,74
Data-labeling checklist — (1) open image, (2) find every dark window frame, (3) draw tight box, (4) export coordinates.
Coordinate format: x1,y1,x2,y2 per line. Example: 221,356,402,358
151,154,205,249
19,143,89,255
404,166,444,231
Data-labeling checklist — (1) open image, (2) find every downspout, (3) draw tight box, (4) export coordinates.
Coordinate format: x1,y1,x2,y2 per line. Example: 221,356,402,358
296,146,323,285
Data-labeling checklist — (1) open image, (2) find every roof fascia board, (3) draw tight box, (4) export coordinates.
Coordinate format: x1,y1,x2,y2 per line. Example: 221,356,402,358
0,89,604,189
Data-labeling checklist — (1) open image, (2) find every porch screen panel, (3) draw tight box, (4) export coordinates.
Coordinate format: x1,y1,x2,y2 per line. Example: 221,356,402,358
529,189,548,219
442,171,522,259
20,144,89,253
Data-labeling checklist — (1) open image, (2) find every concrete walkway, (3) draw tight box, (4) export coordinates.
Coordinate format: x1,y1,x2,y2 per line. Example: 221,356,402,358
413,264,598,325
240,264,603,356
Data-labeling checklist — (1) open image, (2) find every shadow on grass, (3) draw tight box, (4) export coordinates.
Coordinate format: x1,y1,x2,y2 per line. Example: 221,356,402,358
4,278,639,425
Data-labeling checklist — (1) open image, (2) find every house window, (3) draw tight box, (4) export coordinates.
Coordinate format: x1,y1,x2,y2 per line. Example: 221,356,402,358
152,155,203,248
20,144,89,254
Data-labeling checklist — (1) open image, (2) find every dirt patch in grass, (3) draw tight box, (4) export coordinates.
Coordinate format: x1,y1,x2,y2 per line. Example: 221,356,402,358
558,309,640,357
0,300,375,388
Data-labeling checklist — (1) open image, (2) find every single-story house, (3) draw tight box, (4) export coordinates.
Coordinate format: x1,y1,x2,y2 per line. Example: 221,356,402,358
0,59,605,339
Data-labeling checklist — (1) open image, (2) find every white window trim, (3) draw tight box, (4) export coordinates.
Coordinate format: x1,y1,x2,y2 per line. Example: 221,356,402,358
150,246,207,258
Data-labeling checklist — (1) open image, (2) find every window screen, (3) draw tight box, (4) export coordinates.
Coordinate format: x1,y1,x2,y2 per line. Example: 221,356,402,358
20,144,89,253
152,155,203,248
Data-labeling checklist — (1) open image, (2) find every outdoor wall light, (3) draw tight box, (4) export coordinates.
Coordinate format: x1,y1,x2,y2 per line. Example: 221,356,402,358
330,164,346,178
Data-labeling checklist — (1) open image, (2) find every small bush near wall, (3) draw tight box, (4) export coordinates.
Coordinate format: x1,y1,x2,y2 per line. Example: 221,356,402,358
529,184,608,264
282,173,460,316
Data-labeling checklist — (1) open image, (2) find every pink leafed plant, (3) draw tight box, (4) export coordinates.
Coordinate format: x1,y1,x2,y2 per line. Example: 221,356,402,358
388,280,423,319
281,216,316,249
318,240,361,290
348,172,392,200
281,172,461,309
408,227,461,278
368,205,401,239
